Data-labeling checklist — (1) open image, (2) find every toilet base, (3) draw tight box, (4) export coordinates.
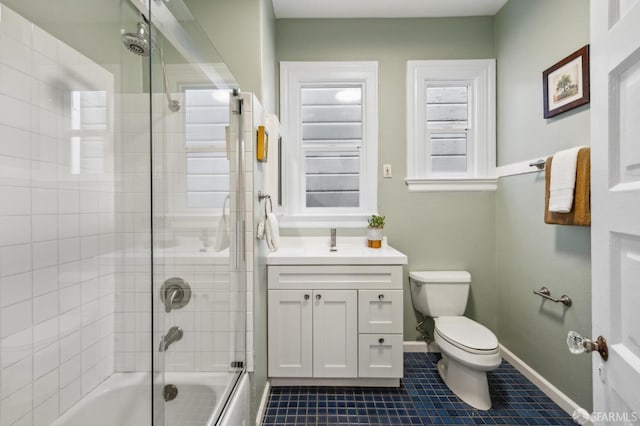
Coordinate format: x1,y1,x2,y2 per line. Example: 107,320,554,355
437,355,492,410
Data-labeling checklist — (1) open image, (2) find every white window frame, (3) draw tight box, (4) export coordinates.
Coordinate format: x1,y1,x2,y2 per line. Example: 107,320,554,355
280,61,378,227
406,59,497,192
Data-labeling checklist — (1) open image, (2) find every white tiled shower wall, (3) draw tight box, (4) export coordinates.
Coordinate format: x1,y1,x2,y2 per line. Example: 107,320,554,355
0,4,115,425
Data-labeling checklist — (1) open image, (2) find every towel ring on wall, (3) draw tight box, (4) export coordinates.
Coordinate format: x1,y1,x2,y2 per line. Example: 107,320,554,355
258,191,273,213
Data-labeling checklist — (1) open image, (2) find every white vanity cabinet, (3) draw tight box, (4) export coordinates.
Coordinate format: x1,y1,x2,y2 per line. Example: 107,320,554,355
267,259,406,387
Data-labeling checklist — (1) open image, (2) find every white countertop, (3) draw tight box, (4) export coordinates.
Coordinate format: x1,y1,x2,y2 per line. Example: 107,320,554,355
266,237,408,265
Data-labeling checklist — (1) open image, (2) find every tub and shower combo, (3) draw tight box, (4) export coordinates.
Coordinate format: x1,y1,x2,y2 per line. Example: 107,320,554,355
0,0,249,424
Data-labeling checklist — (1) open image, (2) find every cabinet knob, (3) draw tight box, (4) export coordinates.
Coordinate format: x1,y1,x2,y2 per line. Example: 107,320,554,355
378,294,384,301
304,294,310,300
378,338,385,344
316,294,322,300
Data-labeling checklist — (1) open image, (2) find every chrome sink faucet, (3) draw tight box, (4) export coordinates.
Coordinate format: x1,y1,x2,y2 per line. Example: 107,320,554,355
330,228,337,252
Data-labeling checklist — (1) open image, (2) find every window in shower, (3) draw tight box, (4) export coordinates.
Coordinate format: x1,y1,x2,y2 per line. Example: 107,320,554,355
183,88,231,210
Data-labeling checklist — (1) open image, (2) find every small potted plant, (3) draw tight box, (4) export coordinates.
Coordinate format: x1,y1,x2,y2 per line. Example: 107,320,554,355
367,214,385,248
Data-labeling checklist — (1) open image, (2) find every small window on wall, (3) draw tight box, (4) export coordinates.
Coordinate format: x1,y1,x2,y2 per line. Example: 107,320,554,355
406,60,496,192
280,62,378,226
183,88,231,209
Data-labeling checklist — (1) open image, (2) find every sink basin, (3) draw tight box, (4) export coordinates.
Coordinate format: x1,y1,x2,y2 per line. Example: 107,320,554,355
266,237,407,265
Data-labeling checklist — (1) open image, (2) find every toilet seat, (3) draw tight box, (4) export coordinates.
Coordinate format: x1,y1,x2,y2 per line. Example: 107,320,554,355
435,316,499,355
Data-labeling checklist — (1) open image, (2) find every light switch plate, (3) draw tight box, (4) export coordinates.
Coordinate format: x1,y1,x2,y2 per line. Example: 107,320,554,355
383,164,392,178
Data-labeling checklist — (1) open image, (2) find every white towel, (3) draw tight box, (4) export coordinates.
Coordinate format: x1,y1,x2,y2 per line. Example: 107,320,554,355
548,147,582,213
264,212,280,252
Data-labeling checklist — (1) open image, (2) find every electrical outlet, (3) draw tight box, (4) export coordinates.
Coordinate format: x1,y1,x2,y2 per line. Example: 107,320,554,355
383,164,392,178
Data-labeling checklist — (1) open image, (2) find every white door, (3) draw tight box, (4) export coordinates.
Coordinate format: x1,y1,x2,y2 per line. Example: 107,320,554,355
267,290,312,377
312,290,358,378
591,0,640,423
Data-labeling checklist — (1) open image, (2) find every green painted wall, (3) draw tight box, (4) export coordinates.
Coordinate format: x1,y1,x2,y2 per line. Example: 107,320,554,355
495,0,591,166
494,0,592,410
185,0,263,95
276,18,498,338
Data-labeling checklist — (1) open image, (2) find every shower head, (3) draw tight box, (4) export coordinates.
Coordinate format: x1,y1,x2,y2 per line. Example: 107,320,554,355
121,22,152,56
121,21,181,112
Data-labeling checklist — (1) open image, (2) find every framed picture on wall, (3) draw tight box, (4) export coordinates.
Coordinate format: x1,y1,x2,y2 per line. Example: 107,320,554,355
543,45,590,118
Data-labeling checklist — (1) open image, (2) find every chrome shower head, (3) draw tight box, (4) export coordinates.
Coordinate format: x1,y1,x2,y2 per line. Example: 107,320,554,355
121,21,181,112
121,22,153,56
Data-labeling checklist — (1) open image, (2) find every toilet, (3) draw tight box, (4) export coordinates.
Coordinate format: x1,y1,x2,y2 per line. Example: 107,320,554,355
409,271,501,410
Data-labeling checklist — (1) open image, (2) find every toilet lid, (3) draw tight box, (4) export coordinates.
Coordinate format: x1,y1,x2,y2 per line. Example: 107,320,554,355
435,316,498,352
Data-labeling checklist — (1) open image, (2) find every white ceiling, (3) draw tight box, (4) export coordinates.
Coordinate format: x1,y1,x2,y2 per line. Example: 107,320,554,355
271,0,509,19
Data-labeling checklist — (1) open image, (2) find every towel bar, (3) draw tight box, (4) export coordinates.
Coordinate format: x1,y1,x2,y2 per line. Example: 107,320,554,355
533,286,572,307
529,159,546,170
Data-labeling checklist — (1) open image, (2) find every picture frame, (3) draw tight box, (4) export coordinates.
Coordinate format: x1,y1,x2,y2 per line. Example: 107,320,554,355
542,45,590,119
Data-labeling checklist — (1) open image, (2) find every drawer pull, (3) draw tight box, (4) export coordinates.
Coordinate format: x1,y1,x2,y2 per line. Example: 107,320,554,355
378,338,385,344
304,294,310,300
316,294,322,300
378,294,384,301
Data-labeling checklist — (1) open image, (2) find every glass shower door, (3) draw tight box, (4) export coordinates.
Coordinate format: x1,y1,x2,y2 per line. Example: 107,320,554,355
146,0,244,424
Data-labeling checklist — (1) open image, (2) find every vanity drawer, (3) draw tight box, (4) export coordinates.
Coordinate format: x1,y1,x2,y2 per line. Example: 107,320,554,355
268,265,402,290
358,290,403,333
358,334,403,378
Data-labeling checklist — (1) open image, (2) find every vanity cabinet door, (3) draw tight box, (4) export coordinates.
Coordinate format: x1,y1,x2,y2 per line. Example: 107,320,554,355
268,290,313,377
312,289,358,378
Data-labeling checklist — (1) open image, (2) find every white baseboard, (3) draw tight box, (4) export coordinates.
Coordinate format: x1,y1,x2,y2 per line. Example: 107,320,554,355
499,344,586,417
404,340,440,353
255,381,270,426
403,341,428,352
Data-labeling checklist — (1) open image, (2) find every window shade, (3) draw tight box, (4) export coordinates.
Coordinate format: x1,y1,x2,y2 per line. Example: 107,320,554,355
301,86,362,208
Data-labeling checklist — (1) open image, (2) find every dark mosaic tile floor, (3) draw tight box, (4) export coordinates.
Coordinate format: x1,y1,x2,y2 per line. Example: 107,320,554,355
262,352,575,425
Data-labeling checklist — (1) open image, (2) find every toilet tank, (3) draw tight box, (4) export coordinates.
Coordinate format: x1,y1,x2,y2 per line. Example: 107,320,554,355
409,271,471,317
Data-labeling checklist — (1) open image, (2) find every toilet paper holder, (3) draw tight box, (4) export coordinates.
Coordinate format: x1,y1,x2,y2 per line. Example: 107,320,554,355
533,286,572,307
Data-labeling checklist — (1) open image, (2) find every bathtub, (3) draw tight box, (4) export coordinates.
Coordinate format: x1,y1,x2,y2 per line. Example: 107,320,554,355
51,372,235,426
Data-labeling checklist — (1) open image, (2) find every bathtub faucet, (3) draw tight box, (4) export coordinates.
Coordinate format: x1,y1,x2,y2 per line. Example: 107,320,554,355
159,326,183,352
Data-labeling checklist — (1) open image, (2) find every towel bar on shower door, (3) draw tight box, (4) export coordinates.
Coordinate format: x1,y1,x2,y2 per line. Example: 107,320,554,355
533,286,572,307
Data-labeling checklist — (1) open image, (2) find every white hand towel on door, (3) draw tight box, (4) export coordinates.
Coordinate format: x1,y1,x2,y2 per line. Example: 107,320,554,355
548,147,582,213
